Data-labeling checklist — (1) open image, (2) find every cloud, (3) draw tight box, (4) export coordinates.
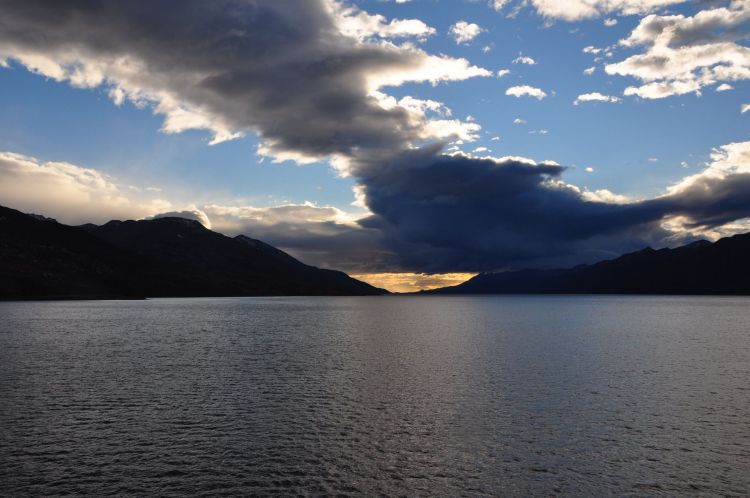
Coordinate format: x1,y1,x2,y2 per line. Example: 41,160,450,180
666,141,750,196
582,189,631,204
202,203,392,272
584,66,596,75
490,0,511,11
355,149,673,272
513,118,527,124
574,92,622,105
657,142,750,233
0,0,490,165
652,141,750,239
334,5,436,41
506,85,548,99
149,209,212,229
513,55,537,65
716,83,734,92
604,18,619,26
497,68,512,77
742,103,750,113
353,141,750,272
492,0,686,21
370,91,481,145
449,21,484,44
205,202,358,229
0,151,171,224
605,2,750,99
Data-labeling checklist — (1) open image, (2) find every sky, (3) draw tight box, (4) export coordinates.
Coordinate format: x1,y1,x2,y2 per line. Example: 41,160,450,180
0,0,749,292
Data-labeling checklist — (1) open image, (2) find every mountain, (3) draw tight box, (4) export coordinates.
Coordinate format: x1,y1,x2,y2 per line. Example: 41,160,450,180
0,205,150,299
0,205,385,299
426,235,750,295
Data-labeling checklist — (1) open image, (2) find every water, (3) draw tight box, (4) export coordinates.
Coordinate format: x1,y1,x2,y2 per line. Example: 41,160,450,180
1,296,749,496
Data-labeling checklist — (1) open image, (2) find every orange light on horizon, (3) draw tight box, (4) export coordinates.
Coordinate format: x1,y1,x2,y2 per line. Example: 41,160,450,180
351,272,476,293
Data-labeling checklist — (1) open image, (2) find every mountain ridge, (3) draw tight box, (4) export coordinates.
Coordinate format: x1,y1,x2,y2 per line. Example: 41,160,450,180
424,232,750,295
0,205,385,299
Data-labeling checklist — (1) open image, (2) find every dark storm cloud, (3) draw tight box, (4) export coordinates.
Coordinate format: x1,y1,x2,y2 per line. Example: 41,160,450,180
0,0,483,157
355,151,675,272
351,146,750,272
653,172,750,230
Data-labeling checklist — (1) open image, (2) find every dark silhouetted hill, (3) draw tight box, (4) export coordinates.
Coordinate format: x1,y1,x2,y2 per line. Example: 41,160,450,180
426,235,750,295
0,205,385,299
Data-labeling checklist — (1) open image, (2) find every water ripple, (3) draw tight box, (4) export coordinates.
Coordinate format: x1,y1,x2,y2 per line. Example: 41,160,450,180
1,296,749,496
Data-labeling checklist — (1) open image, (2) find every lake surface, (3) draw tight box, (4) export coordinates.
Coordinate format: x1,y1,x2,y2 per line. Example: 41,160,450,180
1,296,749,496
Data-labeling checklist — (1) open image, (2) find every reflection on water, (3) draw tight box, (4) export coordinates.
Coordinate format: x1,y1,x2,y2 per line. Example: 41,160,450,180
1,296,749,495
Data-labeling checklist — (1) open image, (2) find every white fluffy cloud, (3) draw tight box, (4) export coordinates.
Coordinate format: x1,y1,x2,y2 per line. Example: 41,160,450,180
334,5,436,41
668,141,750,196
449,21,484,44
513,55,536,65
149,209,212,229
490,0,511,11
492,0,686,21
0,151,171,224
581,188,630,204
364,49,492,90
605,2,750,99
371,91,481,145
205,203,358,230
574,92,622,105
506,85,548,99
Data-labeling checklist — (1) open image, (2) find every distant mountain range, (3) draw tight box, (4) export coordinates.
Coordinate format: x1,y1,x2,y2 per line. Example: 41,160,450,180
426,233,750,295
5,202,750,299
0,205,385,299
